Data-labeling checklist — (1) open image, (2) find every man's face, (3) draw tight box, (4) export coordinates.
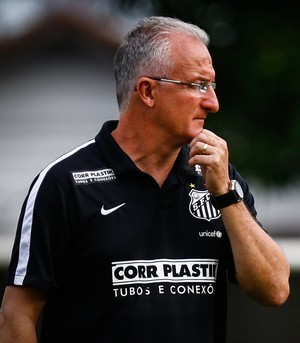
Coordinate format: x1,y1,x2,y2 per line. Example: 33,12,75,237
152,34,219,146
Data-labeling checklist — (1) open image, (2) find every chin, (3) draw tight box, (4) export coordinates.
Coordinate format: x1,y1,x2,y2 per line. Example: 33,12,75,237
182,131,199,145
190,123,204,136
178,123,204,145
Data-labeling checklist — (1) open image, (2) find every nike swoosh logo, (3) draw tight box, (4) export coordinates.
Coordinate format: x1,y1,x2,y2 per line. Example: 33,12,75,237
101,203,126,215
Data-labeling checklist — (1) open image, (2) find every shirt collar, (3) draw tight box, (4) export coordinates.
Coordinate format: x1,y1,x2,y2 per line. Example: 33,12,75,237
95,120,137,174
95,120,197,183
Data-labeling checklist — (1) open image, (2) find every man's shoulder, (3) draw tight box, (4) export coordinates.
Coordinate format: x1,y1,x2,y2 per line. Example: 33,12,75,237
36,138,105,187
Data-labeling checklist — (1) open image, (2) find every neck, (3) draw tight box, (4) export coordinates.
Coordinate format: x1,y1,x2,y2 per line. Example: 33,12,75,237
112,115,180,187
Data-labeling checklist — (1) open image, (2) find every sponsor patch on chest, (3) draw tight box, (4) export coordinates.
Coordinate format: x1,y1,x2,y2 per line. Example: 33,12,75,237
71,168,116,185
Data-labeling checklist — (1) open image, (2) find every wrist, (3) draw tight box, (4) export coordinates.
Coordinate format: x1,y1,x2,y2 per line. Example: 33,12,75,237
211,180,231,197
210,180,244,209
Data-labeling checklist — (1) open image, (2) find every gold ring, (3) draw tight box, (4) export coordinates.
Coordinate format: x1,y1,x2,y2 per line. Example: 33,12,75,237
202,143,208,154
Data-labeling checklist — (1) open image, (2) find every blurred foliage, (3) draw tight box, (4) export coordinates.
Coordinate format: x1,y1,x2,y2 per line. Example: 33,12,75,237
115,0,300,185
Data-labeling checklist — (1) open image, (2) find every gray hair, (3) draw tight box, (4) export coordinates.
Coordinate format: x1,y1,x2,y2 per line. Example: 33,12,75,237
114,16,210,111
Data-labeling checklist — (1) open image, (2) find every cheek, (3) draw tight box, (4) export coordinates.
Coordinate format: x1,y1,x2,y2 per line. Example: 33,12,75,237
179,108,205,138
155,96,202,137
175,114,203,141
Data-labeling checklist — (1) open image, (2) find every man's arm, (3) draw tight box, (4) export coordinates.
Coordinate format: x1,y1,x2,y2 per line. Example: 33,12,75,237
0,285,47,343
220,201,290,305
189,128,290,306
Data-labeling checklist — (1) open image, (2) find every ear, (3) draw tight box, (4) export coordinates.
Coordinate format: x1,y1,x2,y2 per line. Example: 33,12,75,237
135,77,156,108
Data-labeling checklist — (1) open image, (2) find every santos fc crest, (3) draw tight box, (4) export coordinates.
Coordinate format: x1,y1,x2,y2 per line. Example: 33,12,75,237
189,189,221,221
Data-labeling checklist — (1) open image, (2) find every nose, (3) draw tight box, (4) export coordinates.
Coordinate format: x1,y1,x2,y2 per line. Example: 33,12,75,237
201,87,219,113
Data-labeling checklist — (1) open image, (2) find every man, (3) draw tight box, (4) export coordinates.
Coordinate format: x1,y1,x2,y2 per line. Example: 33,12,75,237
0,16,290,343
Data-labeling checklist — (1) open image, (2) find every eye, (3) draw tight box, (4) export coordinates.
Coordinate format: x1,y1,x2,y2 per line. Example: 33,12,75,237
197,81,216,93
198,82,209,93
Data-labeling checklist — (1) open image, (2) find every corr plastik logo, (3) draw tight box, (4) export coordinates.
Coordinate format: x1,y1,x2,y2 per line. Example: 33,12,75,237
71,168,116,184
112,258,218,286
111,258,219,299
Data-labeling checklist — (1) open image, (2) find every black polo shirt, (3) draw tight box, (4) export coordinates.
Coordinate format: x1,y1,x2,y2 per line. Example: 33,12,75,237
7,120,260,343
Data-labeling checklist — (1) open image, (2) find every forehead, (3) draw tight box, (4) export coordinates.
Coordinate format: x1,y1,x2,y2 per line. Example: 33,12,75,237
169,33,214,78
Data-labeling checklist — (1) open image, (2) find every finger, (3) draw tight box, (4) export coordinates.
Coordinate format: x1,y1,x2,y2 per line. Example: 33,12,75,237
202,143,208,155
190,136,216,153
189,128,219,147
189,141,213,160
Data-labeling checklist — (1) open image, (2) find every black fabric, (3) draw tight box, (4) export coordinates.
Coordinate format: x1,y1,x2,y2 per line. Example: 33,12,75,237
6,120,262,343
